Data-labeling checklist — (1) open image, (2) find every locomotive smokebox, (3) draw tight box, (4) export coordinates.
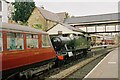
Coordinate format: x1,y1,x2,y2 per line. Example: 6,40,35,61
51,36,72,51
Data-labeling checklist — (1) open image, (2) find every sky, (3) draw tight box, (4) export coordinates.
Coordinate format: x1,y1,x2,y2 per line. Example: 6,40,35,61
6,0,119,16
34,0,119,16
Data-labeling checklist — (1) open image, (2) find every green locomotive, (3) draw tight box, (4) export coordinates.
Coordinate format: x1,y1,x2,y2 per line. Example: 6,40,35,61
51,33,91,65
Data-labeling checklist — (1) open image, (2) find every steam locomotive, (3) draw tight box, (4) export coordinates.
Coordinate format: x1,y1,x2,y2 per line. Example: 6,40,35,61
51,34,91,65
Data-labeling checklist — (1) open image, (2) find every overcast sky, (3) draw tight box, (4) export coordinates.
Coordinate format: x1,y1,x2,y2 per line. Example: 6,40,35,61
7,0,119,16
34,0,119,16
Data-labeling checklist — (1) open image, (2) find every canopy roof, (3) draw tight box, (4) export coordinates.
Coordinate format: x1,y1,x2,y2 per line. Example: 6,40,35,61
65,13,119,24
47,23,84,35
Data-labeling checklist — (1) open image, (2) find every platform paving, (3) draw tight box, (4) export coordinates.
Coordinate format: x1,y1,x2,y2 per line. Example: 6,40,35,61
84,48,118,79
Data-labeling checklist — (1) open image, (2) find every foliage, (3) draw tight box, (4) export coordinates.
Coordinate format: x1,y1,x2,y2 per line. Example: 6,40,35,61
12,0,35,23
32,24,42,30
17,21,28,26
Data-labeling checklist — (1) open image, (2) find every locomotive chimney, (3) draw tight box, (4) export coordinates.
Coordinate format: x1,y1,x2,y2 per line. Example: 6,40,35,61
58,31,62,36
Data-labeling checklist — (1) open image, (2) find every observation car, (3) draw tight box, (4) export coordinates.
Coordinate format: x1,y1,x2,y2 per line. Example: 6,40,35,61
0,23,56,79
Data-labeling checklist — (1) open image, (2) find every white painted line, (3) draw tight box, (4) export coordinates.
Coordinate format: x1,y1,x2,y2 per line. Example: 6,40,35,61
84,50,112,79
108,62,116,64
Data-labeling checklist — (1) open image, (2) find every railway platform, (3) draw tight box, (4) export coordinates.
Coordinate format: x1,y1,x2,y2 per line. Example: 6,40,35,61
84,48,119,79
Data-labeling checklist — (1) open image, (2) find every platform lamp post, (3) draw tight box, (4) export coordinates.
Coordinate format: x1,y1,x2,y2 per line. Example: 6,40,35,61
102,35,105,45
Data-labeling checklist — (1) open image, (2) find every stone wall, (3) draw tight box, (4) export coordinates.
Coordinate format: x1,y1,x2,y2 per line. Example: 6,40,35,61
27,8,57,31
27,8,46,30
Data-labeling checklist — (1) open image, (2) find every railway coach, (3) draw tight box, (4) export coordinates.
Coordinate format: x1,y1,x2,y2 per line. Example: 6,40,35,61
0,23,56,80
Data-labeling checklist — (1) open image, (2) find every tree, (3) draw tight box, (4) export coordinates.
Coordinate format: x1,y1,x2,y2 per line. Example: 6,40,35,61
12,0,35,23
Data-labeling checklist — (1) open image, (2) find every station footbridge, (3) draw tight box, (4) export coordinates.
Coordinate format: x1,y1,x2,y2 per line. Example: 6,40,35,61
65,13,120,34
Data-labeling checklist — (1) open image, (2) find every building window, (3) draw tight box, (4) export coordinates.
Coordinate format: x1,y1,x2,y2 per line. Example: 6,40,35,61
0,32,3,52
42,35,52,47
7,32,24,50
26,34,38,49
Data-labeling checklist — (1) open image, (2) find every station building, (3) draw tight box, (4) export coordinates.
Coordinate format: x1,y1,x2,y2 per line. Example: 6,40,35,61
0,0,14,23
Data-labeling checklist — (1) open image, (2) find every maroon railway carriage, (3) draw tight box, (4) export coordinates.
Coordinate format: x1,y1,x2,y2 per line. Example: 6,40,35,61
0,23,56,79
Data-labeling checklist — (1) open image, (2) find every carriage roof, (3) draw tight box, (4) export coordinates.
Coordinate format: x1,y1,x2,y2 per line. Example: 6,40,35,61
1,22,47,34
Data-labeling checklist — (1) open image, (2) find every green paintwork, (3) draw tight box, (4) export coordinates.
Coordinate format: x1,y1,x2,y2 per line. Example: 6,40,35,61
70,35,91,50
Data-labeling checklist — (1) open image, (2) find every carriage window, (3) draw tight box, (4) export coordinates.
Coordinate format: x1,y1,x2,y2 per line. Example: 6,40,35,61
0,32,3,52
7,32,24,50
26,34,38,49
42,35,51,47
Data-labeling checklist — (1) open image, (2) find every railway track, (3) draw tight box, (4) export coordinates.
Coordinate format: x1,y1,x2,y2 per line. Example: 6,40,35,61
29,47,115,80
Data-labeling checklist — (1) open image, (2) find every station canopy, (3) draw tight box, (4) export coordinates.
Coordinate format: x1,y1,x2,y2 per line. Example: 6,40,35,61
47,23,85,35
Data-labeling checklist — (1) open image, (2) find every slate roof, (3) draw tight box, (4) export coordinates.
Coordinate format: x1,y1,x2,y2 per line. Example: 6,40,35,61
65,13,120,24
37,7,60,22
57,12,67,22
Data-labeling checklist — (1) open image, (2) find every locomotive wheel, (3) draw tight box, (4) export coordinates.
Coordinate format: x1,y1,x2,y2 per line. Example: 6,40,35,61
55,60,64,67
83,50,87,57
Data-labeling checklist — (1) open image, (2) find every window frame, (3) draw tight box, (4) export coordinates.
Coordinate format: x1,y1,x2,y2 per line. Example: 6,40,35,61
42,34,52,48
7,32,24,51
26,33,39,49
